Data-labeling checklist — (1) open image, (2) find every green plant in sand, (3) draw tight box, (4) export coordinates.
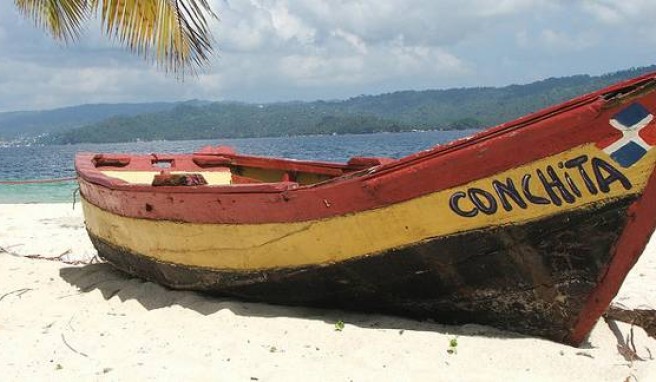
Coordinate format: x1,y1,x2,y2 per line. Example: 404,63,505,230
447,337,458,354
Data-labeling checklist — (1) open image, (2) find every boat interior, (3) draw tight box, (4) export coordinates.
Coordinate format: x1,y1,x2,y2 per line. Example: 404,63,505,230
89,145,394,187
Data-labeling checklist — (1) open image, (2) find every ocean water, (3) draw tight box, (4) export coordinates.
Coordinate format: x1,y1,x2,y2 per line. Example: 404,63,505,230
0,130,477,203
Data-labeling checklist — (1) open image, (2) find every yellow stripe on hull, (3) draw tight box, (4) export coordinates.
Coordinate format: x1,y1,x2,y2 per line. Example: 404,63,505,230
84,144,656,271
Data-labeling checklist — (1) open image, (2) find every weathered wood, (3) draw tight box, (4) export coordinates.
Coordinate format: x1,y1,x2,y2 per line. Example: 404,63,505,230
605,304,656,339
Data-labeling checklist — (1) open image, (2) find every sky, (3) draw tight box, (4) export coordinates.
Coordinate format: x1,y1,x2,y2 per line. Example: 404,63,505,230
0,0,655,112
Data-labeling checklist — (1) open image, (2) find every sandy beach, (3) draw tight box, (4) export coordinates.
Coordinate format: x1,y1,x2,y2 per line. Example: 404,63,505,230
1,203,655,381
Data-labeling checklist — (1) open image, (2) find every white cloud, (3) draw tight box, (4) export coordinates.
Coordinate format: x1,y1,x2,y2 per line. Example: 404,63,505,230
581,0,656,24
515,30,530,48
266,1,316,44
332,29,368,55
539,29,598,52
278,55,365,86
472,0,550,17
580,0,656,44
216,0,553,52
581,1,624,24
0,0,654,112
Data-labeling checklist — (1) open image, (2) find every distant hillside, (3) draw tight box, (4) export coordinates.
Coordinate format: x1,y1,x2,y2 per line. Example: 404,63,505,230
0,101,210,141
43,102,412,144
35,65,656,144
338,68,656,127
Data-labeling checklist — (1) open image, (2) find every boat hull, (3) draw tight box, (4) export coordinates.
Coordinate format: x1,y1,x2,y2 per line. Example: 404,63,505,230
89,196,634,344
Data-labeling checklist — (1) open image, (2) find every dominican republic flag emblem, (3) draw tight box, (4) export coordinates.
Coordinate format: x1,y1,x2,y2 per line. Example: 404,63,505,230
596,102,656,168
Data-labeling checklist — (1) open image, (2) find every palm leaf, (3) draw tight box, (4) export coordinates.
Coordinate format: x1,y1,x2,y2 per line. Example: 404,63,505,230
15,0,217,73
15,0,89,41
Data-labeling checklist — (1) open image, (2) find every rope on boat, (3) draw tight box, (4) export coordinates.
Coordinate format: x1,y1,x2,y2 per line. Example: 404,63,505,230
0,176,77,185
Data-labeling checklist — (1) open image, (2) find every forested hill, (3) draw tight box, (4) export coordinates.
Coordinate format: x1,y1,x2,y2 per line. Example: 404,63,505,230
0,101,189,140
42,65,656,144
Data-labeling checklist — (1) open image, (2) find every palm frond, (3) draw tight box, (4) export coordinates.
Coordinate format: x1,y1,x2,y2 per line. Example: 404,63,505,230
15,0,89,41
92,0,216,73
15,0,217,73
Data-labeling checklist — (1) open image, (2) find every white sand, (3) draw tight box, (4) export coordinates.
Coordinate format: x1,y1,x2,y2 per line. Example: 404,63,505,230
1,203,655,381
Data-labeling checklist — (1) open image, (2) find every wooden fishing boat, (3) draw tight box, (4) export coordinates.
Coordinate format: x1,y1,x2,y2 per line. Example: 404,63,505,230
76,73,656,345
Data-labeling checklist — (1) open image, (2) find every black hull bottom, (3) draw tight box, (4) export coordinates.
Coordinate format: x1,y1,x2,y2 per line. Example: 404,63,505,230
89,197,635,343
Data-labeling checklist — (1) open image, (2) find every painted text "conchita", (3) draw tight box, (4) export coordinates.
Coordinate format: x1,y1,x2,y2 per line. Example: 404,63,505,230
449,155,632,218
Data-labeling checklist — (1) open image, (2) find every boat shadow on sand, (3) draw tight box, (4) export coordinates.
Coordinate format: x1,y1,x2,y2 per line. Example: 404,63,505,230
59,262,527,341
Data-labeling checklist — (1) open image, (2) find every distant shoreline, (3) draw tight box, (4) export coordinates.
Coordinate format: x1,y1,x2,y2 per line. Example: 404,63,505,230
5,128,473,147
